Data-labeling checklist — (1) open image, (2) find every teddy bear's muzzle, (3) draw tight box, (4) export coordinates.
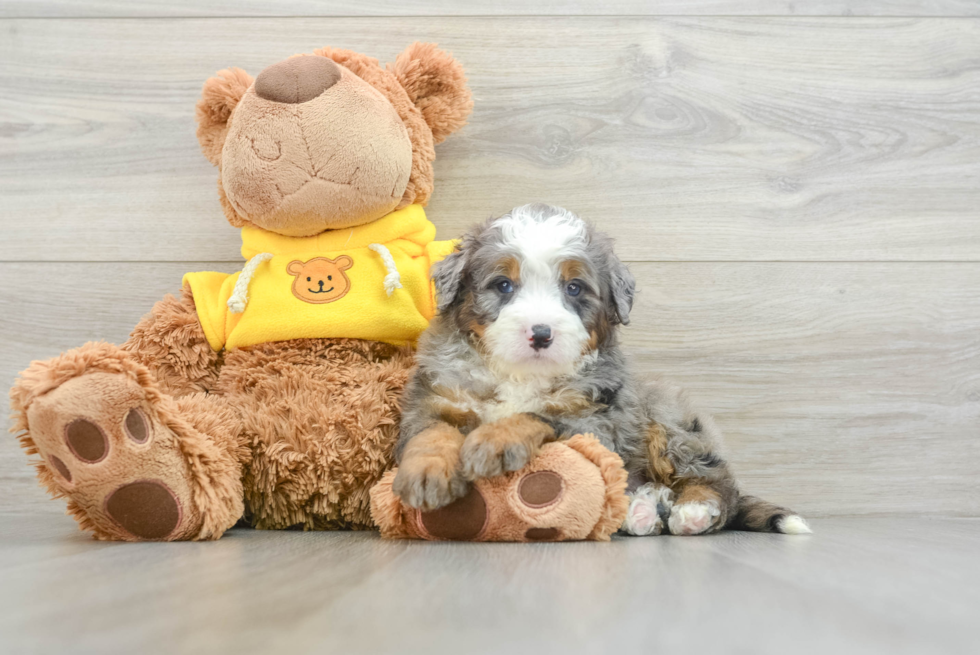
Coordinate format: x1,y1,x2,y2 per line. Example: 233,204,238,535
254,56,342,105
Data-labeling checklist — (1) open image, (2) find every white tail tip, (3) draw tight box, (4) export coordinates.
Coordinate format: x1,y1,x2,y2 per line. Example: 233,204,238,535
777,515,813,535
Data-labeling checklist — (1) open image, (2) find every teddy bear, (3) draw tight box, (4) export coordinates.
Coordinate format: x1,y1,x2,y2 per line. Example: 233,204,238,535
371,434,629,542
9,43,473,541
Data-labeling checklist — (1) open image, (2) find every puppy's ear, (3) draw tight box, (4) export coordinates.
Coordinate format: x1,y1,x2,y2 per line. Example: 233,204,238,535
195,67,253,165
432,246,468,313
607,254,635,325
390,42,473,144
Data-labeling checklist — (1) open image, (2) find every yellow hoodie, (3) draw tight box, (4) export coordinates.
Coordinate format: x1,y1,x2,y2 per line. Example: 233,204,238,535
183,204,455,352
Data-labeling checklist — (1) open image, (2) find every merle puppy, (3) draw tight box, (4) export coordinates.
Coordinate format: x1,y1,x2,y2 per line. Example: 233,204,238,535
393,204,810,536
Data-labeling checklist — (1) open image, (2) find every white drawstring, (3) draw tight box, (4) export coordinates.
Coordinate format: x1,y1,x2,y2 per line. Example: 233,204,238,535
227,245,400,312
227,252,274,314
369,243,402,296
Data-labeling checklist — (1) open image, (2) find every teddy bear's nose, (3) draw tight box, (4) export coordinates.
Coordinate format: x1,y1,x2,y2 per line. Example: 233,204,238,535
254,56,342,104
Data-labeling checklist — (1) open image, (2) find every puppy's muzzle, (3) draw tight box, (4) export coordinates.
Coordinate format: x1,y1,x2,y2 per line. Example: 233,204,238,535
530,324,553,350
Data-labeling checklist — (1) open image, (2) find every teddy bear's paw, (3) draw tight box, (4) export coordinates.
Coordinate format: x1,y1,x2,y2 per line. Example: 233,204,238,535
24,372,203,541
622,482,673,536
416,486,489,541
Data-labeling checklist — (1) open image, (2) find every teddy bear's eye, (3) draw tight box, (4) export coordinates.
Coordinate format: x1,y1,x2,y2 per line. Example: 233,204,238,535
307,277,311,282
328,276,332,281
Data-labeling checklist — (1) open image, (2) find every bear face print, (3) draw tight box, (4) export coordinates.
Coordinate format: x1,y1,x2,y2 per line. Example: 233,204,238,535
286,256,353,304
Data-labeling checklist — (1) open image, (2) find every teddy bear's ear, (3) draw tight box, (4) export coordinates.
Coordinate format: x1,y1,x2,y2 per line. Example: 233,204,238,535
389,43,473,144
195,67,254,165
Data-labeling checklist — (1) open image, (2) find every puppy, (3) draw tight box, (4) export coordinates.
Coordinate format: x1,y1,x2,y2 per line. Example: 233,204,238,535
394,204,810,536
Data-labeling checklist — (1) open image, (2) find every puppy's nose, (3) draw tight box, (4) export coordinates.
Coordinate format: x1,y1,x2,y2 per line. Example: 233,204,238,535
254,56,342,104
530,324,552,350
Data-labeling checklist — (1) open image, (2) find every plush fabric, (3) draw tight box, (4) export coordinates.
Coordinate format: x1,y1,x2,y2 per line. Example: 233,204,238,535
9,43,473,541
205,45,472,235
219,66,415,236
10,342,244,541
183,204,456,350
370,434,630,542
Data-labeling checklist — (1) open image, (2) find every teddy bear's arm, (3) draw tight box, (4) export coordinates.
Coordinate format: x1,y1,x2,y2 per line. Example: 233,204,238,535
122,284,222,397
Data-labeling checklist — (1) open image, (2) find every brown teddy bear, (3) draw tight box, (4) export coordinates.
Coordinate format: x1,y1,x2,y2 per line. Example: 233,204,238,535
371,434,629,542
9,43,473,541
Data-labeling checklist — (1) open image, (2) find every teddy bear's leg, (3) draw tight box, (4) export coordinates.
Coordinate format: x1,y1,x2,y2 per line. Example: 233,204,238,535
10,342,244,541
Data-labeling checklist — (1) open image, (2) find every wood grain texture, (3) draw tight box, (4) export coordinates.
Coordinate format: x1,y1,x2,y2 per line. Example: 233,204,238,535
2,1,979,18
2,17,979,262
0,514,977,655
3,262,977,517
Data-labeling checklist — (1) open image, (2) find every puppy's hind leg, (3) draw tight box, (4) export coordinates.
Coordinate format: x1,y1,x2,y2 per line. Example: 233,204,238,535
622,482,673,536
643,419,738,536
667,483,732,536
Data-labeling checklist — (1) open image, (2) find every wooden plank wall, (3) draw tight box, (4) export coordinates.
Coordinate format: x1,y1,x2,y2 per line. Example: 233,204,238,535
1,2,977,517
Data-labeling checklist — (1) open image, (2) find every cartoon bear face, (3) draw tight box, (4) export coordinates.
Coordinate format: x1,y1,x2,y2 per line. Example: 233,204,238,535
195,43,472,237
286,256,354,304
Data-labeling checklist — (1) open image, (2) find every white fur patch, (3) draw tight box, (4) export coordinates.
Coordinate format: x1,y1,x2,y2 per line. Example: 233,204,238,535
777,515,813,535
668,500,721,536
483,206,592,378
622,483,673,536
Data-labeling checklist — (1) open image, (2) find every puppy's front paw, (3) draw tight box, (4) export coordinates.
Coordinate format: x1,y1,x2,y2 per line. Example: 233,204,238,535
460,425,535,480
393,455,468,511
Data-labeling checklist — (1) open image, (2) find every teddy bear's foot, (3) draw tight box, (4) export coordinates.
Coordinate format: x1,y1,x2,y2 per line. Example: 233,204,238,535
11,343,243,541
371,434,629,542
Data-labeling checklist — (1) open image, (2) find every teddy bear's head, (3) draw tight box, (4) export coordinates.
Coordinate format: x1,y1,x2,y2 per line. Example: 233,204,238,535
195,43,472,237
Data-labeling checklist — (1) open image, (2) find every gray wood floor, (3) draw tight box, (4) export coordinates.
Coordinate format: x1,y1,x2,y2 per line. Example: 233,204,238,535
0,513,976,655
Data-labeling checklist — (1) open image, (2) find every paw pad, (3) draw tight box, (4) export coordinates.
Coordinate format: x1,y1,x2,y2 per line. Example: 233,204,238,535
419,487,488,540
65,419,108,463
105,480,181,540
48,455,72,483
517,471,563,508
525,527,561,541
124,408,149,443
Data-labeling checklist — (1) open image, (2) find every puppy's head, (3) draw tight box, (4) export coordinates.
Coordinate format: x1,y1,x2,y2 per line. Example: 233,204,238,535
434,204,635,377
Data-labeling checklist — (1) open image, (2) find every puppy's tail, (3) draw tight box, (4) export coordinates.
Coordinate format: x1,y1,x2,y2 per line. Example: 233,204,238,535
727,494,812,534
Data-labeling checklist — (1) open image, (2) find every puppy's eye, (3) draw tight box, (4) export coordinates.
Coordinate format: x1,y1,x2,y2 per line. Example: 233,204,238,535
565,281,582,297
495,279,515,294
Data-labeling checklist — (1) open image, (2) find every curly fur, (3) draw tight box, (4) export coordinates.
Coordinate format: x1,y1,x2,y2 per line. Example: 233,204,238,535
219,338,414,529
124,286,222,397
397,204,810,536
389,42,473,145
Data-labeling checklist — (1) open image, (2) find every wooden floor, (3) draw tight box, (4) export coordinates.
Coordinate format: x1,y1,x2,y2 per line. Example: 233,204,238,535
0,513,975,655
